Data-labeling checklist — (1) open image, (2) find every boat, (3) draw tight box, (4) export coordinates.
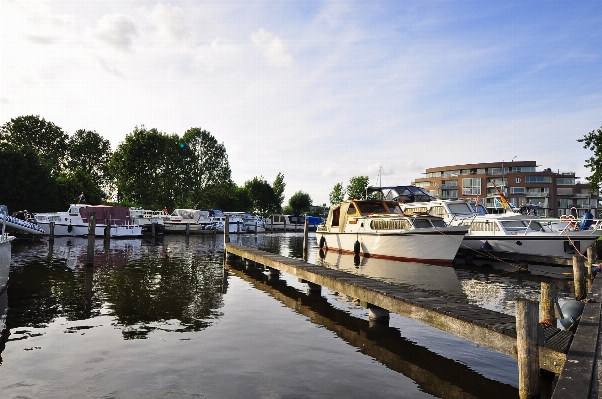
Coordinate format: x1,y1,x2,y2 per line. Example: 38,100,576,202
1,206,16,293
223,212,256,233
161,209,219,234
129,208,165,234
33,204,142,238
265,214,307,231
373,186,602,262
316,199,469,264
0,211,46,236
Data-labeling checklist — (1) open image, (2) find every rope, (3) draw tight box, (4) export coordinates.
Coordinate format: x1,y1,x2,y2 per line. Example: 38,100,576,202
563,229,588,259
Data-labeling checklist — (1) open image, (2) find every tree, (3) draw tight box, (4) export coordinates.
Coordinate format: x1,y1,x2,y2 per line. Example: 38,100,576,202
66,129,112,190
244,176,279,215
272,172,286,212
183,127,232,207
289,191,312,215
346,176,370,200
56,168,103,207
329,182,345,205
0,115,69,176
578,126,602,193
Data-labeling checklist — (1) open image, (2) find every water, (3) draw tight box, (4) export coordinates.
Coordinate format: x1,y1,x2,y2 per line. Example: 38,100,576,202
0,233,574,398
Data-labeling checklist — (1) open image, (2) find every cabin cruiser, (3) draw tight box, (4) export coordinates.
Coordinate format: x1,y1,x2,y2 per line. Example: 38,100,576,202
34,204,142,238
161,209,218,234
265,214,307,231
369,186,602,262
129,208,165,234
316,199,468,264
0,206,16,292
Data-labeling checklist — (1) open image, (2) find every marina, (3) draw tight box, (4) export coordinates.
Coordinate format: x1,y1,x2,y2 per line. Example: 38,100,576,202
0,230,599,398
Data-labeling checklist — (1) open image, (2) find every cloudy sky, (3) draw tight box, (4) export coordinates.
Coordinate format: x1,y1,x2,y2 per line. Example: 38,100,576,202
1,1,601,205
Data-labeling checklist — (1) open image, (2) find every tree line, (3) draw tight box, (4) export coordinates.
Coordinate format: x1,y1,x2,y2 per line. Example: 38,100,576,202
0,115,317,215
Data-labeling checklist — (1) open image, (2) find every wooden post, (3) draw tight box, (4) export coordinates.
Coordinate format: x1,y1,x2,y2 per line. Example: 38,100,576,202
270,217,273,232
224,215,230,244
283,217,286,232
254,221,257,234
587,246,596,277
515,299,540,399
151,222,156,237
540,282,557,326
302,218,309,261
86,212,96,266
49,221,55,242
186,222,190,236
573,255,586,300
104,220,111,240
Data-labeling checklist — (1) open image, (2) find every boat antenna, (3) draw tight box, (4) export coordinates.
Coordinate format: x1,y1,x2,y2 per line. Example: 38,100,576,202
379,166,383,199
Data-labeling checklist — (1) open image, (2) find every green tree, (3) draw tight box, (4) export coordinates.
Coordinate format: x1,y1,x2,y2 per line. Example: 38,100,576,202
56,168,103,207
578,126,602,193
329,182,345,205
289,191,312,215
244,176,279,215
0,144,61,212
0,115,69,176
109,126,192,210
272,172,286,212
66,129,112,190
183,127,232,207
346,176,370,200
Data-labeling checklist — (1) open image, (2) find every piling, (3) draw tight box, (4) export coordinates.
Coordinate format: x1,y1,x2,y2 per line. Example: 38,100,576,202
516,299,540,399
151,222,156,237
86,212,96,266
283,218,286,232
49,221,55,242
540,282,557,326
270,217,273,232
587,246,596,277
573,255,586,300
224,215,230,244
104,220,111,240
254,221,258,234
186,222,190,236
302,218,309,261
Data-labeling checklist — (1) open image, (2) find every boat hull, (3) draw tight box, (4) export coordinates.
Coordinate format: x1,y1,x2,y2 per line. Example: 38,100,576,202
35,222,142,238
163,223,218,234
317,229,466,264
461,231,602,259
0,237,14,293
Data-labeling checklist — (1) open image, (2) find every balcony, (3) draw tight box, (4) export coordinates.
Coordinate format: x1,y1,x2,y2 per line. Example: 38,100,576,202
440,184,458,189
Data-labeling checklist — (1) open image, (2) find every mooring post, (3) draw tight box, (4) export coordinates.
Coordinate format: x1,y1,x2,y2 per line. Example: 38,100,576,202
86,212,96,266
302,218,309,261
270,217,273,232
104,219,111,240
186,222,190,236
283,218,286,232
515,299,540,399
254,221,257,234
224,215,230,244
151,222,156,237
540,282,557,326
573,255,586,300
49,221,55,242
587,246,596,277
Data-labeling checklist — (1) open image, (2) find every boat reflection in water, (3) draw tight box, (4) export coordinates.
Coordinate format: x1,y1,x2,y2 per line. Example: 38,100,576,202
316,248,466,298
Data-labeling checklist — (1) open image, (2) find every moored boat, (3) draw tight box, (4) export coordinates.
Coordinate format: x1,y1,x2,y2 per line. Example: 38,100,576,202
34,204,142,238
316,199,468,264
161,209,218,234
1,206,16,293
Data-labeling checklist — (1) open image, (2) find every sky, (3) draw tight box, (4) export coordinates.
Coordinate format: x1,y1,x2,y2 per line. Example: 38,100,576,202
1,0,601,206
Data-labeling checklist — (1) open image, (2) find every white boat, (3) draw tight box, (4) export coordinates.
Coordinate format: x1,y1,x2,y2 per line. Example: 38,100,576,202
223,212,253,233
0,212,46,236
316,199,469,264
1,206,16,292
33,204,142,238
397,196,602,261
129,208,165,234
228,212,266,233
265,214,307,231
162,209,219,234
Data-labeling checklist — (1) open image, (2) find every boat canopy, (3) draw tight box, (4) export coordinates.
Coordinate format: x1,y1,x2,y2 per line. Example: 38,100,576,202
367,186,436,203
79,206,131,224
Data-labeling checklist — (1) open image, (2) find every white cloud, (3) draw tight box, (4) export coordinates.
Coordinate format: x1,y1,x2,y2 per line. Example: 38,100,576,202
148,3,194,47
251,28,294,67
94,14,138,51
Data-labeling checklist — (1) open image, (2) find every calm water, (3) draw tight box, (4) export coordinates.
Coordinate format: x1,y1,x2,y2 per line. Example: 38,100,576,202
0,233,574,398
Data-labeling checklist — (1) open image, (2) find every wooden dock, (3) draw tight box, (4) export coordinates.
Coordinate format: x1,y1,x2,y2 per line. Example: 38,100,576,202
225,243,571,374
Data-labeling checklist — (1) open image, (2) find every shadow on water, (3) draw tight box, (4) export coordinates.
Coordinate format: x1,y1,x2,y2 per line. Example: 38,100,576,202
225,258,519,399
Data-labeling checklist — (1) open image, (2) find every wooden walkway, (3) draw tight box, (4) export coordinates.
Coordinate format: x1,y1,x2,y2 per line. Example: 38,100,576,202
225,243,572,374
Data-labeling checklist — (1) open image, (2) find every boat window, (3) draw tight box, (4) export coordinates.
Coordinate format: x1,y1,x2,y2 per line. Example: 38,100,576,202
527,221,544,231
331,208,340,226
356,202,388,215
469,222,496,232
431,220,447,228
447,203,473,215
501,221,528,230
428,206,447,218
370,219,411,230
386,203,402,214
347,204,358,215
413,219,432,228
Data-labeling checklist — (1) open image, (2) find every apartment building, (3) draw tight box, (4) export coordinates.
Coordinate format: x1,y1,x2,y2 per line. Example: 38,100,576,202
412,161,600,218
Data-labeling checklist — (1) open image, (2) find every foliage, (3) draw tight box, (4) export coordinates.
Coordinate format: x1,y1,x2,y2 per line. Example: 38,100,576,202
272,172,286,212
56,168,103,207
244,176,279,215
346,176,371,200
578,126,602,193
329,182,345,205
0,144,62,212
66,129,112,190
288,191,312,215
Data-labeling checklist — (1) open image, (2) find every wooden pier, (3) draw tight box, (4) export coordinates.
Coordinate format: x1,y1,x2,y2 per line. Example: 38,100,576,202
225,243,570,375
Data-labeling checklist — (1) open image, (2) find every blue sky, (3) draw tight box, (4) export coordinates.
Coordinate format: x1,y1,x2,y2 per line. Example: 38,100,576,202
1,0,601,205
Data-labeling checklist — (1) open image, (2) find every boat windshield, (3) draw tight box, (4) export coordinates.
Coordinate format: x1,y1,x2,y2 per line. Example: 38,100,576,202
356,202,389,215
447,203,474,216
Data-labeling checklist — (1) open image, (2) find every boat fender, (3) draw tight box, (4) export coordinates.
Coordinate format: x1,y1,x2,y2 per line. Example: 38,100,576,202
481,240,493,251
354,254,360,267
319,236,326,249
319,248,326,259
354,240,361,255
559,300,585,331
67,224,73,233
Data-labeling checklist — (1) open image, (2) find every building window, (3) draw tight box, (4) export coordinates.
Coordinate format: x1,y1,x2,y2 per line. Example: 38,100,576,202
511,187,526,194
426,172,441,178
512,166,536,172
526,176,551,183
476,168,486,174
557,177,575,185
462,178,481,195
515,177,521,183
414,181,430,188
